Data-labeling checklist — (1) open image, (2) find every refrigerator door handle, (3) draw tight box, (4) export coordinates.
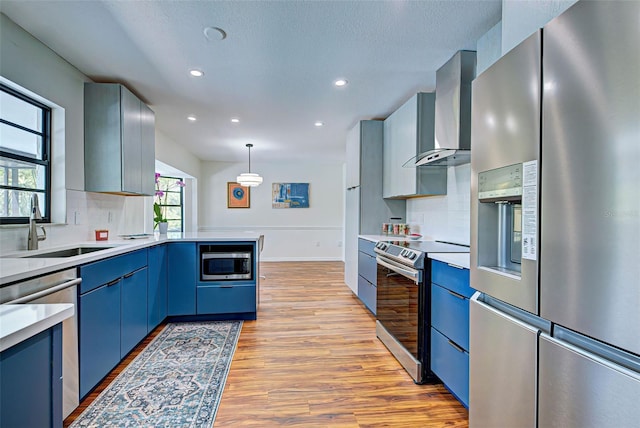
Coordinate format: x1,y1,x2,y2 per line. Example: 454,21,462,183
471,292,542,335
542,332,640,378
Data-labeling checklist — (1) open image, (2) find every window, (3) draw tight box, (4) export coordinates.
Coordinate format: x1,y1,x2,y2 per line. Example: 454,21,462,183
155,175,184,232
0,84,51,224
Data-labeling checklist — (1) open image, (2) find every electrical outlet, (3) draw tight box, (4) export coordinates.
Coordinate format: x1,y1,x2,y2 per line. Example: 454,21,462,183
108,211,113,223
74,211,81,225
315,241,320,247
337,240,342,247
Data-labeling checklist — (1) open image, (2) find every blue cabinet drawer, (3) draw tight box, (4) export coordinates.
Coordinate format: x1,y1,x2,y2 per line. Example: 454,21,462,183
197,284,256,315
358,250,377,285
431,283,470,351
431,260,473,298
431,327,469,408
80,249,147,294
357,275,376,315
358,238,377,257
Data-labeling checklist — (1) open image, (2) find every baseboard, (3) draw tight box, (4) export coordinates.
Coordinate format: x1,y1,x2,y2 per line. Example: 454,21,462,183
260,257,344,262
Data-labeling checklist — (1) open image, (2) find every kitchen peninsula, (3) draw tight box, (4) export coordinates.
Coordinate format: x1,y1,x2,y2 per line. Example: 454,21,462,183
0,231,263,426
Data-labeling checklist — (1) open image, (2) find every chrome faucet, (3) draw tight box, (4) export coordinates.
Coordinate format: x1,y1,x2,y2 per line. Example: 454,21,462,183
27,193,46,250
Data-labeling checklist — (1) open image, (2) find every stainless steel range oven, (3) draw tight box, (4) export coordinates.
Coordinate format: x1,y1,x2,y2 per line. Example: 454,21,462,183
374,240,470,384
375,241,431,384
200,244,253,281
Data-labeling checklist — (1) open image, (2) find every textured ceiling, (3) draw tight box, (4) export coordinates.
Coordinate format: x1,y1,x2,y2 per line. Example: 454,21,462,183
0,0,501,163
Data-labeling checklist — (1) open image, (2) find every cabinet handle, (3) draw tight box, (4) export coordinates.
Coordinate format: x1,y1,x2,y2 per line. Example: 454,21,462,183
220,285,233,288
448,339,465,353
447,263,466,270
106,278,120,287
447,289,466,300
124,267,146,278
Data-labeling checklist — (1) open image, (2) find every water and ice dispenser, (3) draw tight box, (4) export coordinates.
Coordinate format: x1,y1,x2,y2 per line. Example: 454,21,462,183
476,163,524,277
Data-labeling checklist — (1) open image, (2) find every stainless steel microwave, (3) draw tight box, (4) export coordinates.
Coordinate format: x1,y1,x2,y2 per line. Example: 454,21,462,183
201,251,252,281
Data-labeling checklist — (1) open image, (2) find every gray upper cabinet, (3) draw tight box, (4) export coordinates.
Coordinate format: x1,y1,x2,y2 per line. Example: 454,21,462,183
383,93,447,198
344,120,405,293
84,83,155,195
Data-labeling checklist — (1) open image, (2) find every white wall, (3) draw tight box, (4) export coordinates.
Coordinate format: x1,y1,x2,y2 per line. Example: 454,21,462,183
0,14,202,252
406,164,471,246
477,1,578,76
199,160,344,261
1,13,88,192
502,0,578,55
476,21,503,76
154,130,202,233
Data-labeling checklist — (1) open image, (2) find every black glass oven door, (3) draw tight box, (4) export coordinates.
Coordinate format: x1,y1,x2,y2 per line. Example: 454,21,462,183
376,260,421,359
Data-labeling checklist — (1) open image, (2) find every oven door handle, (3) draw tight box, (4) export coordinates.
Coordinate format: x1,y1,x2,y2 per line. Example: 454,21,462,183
376,256,421,284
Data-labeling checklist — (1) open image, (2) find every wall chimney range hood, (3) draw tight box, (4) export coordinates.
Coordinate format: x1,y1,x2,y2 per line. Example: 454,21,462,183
404,50,476,168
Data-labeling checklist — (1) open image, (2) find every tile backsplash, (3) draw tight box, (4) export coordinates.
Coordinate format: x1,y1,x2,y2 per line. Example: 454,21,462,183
407,164,471,246
0,190,149,254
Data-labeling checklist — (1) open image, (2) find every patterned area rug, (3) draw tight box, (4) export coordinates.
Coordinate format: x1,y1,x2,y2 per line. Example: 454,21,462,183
71,321,242,428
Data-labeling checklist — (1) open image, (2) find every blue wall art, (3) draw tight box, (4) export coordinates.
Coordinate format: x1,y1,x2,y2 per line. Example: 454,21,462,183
272,183,310,208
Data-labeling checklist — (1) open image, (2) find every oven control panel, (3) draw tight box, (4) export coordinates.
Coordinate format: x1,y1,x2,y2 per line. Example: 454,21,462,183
375,242,389,251
374,241,424,268
400,249,417,260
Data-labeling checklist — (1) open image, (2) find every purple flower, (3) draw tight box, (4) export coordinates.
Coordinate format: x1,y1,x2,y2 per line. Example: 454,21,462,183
176,180,186,188
155,190,164,198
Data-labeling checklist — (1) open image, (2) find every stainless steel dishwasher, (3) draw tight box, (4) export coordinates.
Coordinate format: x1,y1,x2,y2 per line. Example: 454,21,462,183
1,269,81,418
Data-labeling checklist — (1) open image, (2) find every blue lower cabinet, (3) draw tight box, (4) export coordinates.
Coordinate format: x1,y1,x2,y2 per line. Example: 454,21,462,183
0,324,63,428
358,251,377,284
80,249,147,294
357,275,376,315
79,281,121,398
197,284,256,314
431,261,473,298
121,267,148,358
168,242,197,315
147,244,168,331
431,283,471,350
431,327,469,408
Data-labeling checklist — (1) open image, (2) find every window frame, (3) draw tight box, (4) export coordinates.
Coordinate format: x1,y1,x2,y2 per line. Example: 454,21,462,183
0,83,52,224
156,174,184,232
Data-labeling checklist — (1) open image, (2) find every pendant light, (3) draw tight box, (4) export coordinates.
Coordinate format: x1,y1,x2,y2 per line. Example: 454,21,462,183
236,143,263,187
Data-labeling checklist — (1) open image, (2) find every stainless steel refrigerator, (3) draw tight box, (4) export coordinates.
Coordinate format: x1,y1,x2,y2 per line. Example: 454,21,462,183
469,1,640,426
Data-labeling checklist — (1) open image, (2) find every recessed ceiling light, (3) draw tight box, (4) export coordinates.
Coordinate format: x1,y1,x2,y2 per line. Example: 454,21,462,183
231,118,240,123
314,121,324,127
334,79,348,87
204,26,227,41
189,69,204,77
187,115,197,121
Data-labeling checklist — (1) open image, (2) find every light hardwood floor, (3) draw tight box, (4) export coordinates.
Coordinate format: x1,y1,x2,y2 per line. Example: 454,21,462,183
66,261,468,427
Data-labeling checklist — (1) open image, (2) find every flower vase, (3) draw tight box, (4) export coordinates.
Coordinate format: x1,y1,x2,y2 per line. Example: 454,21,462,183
158,222,169,234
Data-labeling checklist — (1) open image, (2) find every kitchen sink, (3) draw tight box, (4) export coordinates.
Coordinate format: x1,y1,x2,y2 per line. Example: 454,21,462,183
21,246,115,258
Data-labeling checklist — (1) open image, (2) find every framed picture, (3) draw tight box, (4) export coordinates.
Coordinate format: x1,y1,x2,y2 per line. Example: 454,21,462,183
227,182,250,208
272,183,310,208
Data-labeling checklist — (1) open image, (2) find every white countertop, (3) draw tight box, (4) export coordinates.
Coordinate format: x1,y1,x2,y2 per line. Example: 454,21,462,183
0,231,263,285
428,253,470,269
359,234,432,243
0,303,74,352
359,234,470,268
